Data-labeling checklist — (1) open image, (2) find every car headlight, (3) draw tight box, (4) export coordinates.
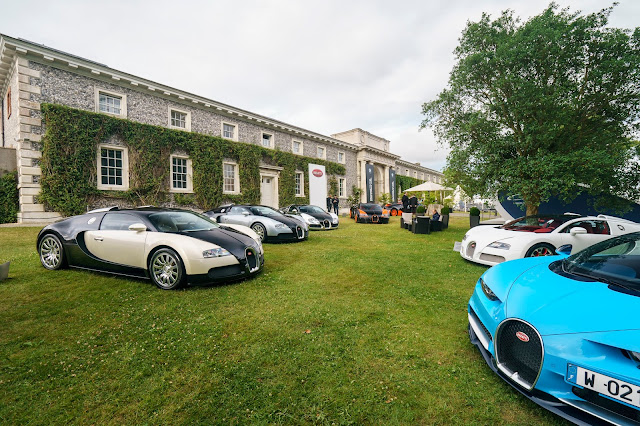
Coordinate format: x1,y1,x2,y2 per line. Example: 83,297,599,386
332,218,338,224
203,248,231,258
274,223,287,229
306,217,320,224
487,241,511,250
480,278,499,301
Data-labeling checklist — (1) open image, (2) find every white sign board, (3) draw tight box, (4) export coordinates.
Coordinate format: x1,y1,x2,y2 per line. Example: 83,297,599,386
308,164,327,209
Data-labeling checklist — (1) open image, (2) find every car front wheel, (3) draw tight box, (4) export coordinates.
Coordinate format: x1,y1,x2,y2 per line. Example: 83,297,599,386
149,248,185,290
251,223,266,242
38,234,66,270
525,243,556,257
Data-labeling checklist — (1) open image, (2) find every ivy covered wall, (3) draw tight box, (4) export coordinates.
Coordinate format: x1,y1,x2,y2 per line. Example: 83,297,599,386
396,175,423,195
40,104,345,216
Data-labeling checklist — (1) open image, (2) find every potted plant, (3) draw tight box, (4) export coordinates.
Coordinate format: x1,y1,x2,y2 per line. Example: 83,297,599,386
469,207,480,228
416,205,426,216
441,206,450,229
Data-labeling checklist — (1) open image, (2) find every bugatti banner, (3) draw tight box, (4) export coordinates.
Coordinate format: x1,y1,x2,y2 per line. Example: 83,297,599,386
365,163,375,203
389,169,396,202
308,164,327,208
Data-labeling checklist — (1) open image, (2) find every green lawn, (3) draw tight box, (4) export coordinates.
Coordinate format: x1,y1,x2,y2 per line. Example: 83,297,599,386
0,217,565,425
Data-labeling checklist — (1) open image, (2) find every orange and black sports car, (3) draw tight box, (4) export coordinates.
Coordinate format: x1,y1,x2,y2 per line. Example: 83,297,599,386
350,203,390,224
384,202,405,216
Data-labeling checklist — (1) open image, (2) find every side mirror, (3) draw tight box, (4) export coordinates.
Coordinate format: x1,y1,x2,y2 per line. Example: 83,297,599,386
570,227,587,236
129,223,147,232
556,244,572,256
242,211,250,216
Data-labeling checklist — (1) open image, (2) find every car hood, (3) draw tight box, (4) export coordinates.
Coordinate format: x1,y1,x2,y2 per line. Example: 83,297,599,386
465,226,522,245
306,211,332,221
262,215,302,228
181,228,258,258
498,258,640,335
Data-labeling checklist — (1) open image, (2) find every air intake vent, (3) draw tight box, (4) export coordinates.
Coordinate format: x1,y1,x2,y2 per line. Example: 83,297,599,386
495,319,544,390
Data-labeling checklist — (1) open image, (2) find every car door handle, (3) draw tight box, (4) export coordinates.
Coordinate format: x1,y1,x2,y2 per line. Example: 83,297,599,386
94,237,103,241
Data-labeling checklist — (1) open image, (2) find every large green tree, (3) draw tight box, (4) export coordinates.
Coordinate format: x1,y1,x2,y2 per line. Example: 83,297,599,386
421,3,640,215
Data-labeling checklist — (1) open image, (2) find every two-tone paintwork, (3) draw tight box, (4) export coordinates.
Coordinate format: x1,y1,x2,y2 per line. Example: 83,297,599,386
36,207,263,287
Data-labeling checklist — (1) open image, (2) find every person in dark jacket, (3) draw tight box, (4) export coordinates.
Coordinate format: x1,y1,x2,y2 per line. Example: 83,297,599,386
327,195,333,212
332,195,339,214
401,192,409,212
409,195,418,214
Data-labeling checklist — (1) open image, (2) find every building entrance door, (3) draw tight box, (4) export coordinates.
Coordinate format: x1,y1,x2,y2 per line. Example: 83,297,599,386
260,175,277,208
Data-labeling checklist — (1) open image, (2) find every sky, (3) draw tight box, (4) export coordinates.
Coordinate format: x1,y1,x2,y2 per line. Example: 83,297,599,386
1,0,638,171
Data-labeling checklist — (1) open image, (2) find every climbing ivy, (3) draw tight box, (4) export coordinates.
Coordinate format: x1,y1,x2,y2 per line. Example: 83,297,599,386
396,175,423,195
40,104,345,216
0,171,18,224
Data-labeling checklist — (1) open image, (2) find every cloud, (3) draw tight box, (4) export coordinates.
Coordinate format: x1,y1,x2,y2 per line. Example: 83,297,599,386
2,0,638,174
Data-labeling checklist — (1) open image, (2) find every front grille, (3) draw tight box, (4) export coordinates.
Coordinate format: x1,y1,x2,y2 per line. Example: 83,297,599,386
469,306,492,341
246,248,258,271
296,226,304,239
573,386,640,423
496,319,543,388
466,242,476,257
323,219,331,229
479,253,506,263
371,215,379,223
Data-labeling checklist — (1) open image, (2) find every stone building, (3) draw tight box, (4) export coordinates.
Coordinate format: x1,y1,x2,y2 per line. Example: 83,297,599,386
0,34,443,223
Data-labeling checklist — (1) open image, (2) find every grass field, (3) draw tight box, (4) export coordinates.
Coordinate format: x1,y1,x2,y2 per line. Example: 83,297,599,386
0,216,565,425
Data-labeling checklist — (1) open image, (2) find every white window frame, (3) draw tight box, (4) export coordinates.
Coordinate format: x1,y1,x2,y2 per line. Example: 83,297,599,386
221,121,238,141
339,178,346,198
317,145,326,160
168,107,191,131
97,144,129,191
261,132,274,149
292,140,303,155
223,161,240,194
295,171,305,197
338,151,345,164
95,88,127,117
169,154,193,193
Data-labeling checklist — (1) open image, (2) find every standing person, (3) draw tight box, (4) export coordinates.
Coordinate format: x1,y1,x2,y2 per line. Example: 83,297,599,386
326,194,332,212
401,192,409,212
409,194,418,214
332,195,339,214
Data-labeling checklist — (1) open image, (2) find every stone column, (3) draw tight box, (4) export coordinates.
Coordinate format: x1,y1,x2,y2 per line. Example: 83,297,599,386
383,165,389,198
15,56,61,223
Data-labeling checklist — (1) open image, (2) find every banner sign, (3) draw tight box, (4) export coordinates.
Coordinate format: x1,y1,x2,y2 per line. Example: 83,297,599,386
308,164,327,208
389,169,396,202
365,163,375,203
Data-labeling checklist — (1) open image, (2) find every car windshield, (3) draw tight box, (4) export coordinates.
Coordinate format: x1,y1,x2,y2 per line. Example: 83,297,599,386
301,205,325,214
361,203,382,213
250,206,283,217
149,211,219,233
562,232,640,294
500,215,577,233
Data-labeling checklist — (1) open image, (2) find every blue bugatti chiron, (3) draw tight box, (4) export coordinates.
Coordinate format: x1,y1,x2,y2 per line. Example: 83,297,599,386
468,232,640,425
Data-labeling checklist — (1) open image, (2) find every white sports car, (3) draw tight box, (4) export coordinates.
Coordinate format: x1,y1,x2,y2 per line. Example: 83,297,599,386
460,214,640,266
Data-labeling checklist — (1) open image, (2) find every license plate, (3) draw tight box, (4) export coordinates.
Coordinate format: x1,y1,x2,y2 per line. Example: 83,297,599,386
453,241,462,251
567,364,640,409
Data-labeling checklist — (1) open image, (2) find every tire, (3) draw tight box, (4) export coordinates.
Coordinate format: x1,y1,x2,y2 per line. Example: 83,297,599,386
149,248,185,290
525,243,556,258
251,223,267,242
38,234,66,270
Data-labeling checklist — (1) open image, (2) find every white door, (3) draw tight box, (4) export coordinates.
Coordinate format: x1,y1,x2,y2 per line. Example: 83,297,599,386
261,176,274,207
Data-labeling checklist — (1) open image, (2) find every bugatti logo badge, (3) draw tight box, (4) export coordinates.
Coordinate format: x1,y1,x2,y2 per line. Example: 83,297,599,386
516,331,530,342
312,169,323,177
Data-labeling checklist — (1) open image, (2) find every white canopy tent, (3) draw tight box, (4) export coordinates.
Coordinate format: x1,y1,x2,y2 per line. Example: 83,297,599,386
404,182,452,192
